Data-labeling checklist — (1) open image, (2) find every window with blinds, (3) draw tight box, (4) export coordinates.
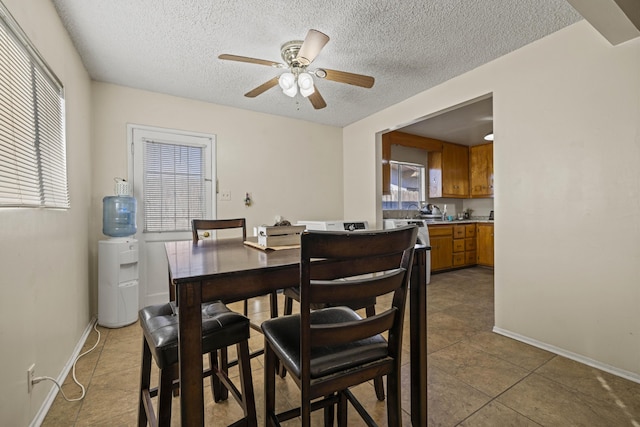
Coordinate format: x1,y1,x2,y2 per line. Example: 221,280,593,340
143,140,206,232
0,4,68,208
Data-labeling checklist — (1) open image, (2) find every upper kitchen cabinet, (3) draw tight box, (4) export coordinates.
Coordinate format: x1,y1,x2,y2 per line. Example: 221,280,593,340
470,142,494,198
382,131,442,195
428,142,469,198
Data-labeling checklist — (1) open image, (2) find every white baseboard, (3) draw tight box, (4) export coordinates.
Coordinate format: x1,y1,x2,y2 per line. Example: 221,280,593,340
493,326,640,384
29,317,99,427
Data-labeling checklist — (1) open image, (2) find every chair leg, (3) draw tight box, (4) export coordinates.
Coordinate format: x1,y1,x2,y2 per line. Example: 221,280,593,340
264,342,278,427
157,366,174,427
169,364,179,397
337,391,348,427
324,394,335,427
210,350,224,402
138,339,152,427
386,370,402,427
236,340,257,427
275,292,288,379
244,299,249,316
284,295,293,316
218,347,230,401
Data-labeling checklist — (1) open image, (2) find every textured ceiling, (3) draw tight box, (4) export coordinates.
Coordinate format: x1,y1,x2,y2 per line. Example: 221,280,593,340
50,0,582,128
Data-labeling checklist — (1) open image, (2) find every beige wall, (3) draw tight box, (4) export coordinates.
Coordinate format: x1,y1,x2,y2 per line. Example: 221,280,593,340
0,0,93,425
3,3,638,424
344,21,640,377
90,83,344,310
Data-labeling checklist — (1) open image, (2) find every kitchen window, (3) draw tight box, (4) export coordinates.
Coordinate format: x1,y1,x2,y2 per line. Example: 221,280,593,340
382,161,425,210
0,3,68,208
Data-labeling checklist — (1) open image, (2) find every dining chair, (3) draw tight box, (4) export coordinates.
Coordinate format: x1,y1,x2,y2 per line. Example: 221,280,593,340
192,218,279,319
192,218,279,400
137,301,257,427
281,284,385,400
261,226,418,426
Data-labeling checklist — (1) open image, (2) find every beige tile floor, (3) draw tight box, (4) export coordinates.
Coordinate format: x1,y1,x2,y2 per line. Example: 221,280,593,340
42,267,640,426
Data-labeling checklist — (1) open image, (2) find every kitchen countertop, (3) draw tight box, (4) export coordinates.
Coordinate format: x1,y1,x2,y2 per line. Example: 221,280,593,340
426,218,494,225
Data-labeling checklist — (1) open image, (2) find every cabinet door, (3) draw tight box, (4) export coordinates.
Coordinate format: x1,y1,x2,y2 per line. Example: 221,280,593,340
470,143,493,197
476,223,494,267
442,143,469,197
428,151,443,198
430,235,453,271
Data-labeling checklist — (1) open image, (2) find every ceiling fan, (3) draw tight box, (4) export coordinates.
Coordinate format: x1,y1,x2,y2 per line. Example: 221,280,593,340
218,29,375,110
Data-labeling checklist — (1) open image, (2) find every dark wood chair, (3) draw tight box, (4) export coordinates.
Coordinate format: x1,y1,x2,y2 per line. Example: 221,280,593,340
261,226,418,426
192,218,279,320
138,301,257,427
192,218,279,400
282,287,385,401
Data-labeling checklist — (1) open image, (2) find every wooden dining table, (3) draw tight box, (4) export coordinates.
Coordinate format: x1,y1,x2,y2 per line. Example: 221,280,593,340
165,236,428,426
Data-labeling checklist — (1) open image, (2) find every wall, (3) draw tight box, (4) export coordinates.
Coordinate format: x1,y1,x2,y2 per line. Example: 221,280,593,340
344,21,640,377
0,0,93,425
90,83,343,311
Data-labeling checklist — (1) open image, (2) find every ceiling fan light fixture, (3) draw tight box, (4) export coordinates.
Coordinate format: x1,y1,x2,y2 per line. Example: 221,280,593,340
298,72,315,97
279,72,297,97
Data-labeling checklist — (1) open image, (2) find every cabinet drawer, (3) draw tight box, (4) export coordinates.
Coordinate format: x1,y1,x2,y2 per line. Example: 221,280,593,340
465,251,476,265
465,238,476,251
465,225,476,238
453,225,465,239
429,225,453,237
453,253,465,266
453,239,465,253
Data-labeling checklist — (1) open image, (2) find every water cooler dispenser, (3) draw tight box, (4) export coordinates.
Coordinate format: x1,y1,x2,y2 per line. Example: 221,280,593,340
98,179,139,328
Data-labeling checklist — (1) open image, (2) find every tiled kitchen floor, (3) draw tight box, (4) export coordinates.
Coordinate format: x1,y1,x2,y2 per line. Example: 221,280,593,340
42,267,640,426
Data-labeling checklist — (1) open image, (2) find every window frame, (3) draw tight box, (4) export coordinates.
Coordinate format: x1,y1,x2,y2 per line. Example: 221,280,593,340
0,3,68,209
382,160,425,210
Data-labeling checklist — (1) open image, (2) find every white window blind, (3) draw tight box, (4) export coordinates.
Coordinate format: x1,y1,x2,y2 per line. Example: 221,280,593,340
143,139,206,232
0,4,68,208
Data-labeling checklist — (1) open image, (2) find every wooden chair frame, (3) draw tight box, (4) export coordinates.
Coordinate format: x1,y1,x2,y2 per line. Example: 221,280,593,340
263,226,418,427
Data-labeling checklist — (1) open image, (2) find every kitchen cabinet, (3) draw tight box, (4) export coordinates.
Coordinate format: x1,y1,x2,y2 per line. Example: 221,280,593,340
428,225,453,271
476,223,494,267
428,222,493,272
470,142,493,197
428,142,469,198
382,131,442,195
453,224,476,267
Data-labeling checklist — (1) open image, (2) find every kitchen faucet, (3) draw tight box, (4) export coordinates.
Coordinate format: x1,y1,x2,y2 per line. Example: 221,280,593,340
404,203,420,218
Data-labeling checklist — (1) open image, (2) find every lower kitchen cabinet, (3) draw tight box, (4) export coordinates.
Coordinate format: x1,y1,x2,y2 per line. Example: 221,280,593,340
453,224,476,267
429,222,493,272
476,223,494,267
428,226,453,271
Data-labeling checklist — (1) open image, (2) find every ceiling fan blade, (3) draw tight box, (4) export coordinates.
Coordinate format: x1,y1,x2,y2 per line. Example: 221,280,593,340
244,77,280,98
308,89,327,110
319,68,375,88
219,54,283,68
296,29,330,66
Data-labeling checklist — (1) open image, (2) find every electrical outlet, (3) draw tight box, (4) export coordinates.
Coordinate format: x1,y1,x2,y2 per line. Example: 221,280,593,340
220,190,231,201
27,364,35,393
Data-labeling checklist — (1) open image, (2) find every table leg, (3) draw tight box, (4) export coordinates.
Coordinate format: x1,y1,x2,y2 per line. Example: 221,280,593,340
178,281,205,426
410,249,427,427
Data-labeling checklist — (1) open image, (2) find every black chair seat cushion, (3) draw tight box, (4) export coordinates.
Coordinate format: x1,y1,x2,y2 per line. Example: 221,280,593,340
139,301,249,369
283,287,376,311
262,306,388,379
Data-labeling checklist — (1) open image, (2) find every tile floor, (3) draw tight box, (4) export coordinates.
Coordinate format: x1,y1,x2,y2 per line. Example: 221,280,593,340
42,267,640,426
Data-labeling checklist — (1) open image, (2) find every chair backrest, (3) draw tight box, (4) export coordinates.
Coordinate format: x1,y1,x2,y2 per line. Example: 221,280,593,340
192,218,247,243
299,225,418,369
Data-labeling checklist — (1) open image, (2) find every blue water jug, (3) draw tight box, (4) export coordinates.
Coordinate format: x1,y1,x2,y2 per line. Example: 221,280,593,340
102,196,137,237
